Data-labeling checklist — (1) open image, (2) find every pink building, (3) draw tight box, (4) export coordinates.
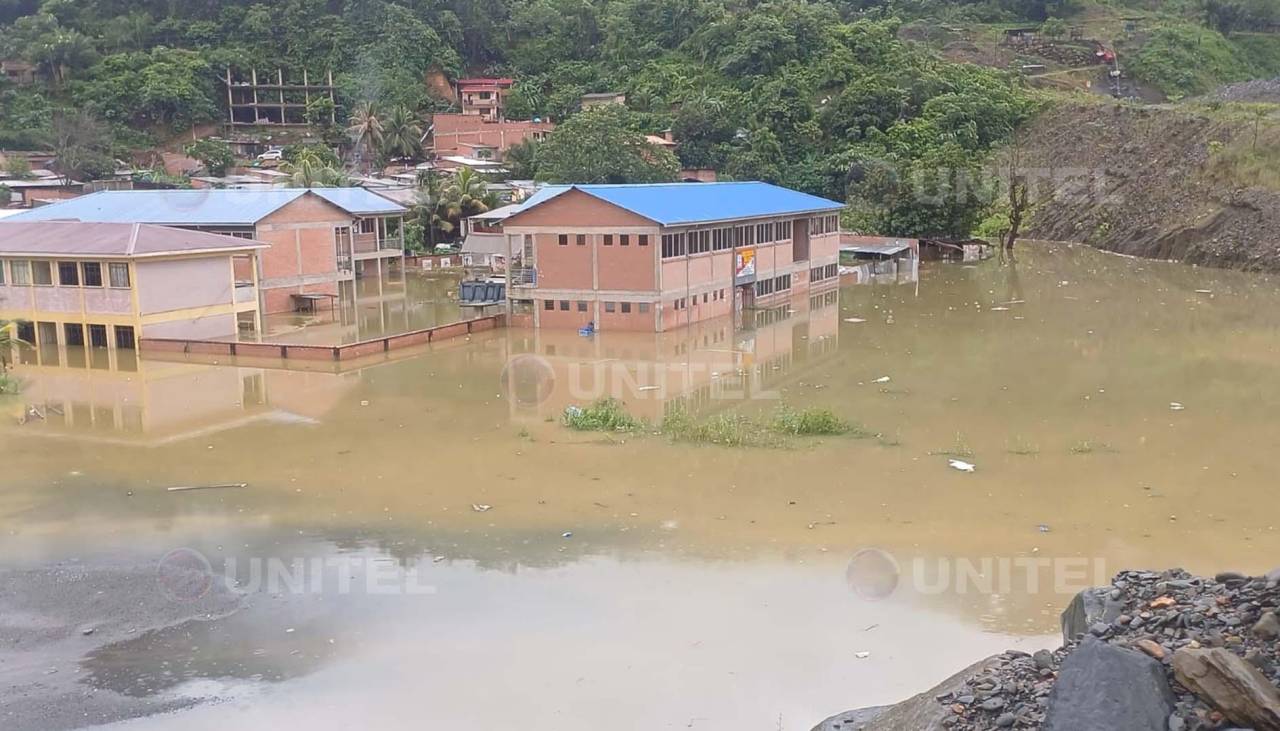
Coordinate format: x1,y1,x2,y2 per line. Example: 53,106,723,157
0,221,265,353
457,78,514,121
500,182,844,332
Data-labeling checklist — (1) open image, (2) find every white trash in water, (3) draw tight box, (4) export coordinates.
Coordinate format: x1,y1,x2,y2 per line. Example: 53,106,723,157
948,459,977,473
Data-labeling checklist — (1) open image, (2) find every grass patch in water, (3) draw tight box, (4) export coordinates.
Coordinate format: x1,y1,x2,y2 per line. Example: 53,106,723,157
770,407,863,436
661,408,782,447
561,398,643,432
1069,440,1118,455
1006,437,1040,456
0,374,20,395
930,433,976,459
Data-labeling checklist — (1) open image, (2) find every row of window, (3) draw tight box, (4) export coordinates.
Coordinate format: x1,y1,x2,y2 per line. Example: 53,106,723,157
662,220,796,260
0,259,131,288
811,214,840,235
11,320,137,349
557,233,651,247
810,263,839,282
755,274,792,297
673,289,728,310
542,299,652,315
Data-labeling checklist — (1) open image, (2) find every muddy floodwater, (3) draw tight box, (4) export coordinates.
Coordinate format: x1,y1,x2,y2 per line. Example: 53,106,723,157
2,243,1279,730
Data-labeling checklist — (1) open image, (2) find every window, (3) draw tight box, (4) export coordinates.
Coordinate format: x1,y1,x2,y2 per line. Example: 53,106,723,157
776,274,791,291
605,301,616,313
10,261,30,286
558,234,568,246
621,302,631,314
359,218,376,234
58,261,80,286
0,260,4,285
81,262,103,287
114,325,135,349
544,299,554,310
88,324,108,348
64,323,85,346
638,302,650,313
702,293,708,303
108,263,130,288
559,300,569,311
576,301,587,312
604,235,613,246
620,234,629,246
32,261,52,286
576,234,587,246
638,235,649,246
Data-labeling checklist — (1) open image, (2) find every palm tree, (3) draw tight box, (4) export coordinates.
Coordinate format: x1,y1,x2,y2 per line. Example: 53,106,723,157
412,173,454,251
345,101,385,172
444,166,494,219
0,320,30,378
279,155,349,188
382,106,423,161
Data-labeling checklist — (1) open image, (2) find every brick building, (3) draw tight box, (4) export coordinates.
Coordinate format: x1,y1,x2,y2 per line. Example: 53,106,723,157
500,182,844,332
8,188,407,314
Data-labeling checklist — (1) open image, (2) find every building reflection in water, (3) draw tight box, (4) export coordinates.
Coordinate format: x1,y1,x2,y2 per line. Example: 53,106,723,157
500,288,842,424
2,339,355,445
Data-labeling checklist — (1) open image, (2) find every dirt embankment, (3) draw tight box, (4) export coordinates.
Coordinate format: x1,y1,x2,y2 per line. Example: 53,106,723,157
1019,101,1280,272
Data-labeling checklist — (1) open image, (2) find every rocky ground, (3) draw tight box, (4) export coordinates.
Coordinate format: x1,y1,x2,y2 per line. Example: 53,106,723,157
1203,79,1280,104
0,560,245,731
1019,102,1280,272
816,567,1280,731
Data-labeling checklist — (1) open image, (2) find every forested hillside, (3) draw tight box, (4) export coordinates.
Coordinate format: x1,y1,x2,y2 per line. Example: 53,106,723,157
2,0,1277,238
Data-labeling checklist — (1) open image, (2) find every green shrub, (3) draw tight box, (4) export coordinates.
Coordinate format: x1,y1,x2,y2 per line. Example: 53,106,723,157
0,375,21,395
561,398,643,432
770,407,860,436
662,408,780,447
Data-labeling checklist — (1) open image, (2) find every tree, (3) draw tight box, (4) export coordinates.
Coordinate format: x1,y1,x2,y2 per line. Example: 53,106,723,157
72,48,216,129
279,146,349,187
3,13,96,84
504,137,542,179
0,320,29,381
184,138,234,176
345,101,384,171
4,155,33,179
382,106,423,160
537,106,680,183
50,110,113,183
443,166,496,220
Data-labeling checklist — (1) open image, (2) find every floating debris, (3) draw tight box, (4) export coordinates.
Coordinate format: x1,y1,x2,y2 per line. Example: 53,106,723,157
1169,402,1186,411
1194,289,1213,294
637,385,660,392
561,531,573,539
948,459,977,473
166,483,247,492
843,317,867,323
855,651,872,659
471,504,492,513
873,376,891,384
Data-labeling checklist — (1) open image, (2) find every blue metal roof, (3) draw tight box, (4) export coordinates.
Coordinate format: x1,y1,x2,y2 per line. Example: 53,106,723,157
311,188,407,215
514,182,843,226
7,188,406,225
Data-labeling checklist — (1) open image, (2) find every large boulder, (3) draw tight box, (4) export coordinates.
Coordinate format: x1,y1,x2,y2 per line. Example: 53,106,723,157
811,656,1003,731
1172,648,1280,731
1059,587,1123,645
1043,637,1174,731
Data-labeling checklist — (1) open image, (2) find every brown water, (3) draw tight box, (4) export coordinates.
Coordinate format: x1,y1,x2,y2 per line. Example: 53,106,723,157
256,270,466,345
3,243,1279,730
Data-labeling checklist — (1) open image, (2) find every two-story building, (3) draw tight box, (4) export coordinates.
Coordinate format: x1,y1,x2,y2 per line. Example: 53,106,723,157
500,182,844,332
8,188,407,314
0,221,265,352
458,78,514,121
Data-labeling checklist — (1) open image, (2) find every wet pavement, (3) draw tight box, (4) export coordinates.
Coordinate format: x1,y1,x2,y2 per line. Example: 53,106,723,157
2,244,1279,729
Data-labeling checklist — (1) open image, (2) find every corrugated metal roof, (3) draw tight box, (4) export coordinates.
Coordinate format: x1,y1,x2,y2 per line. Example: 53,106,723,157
7,188,406,225
0,221,267,257
312,188,408,215
468,203,523,221
512,182,843,226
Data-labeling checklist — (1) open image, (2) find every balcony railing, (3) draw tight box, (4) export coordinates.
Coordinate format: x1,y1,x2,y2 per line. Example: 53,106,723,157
509,267,537,286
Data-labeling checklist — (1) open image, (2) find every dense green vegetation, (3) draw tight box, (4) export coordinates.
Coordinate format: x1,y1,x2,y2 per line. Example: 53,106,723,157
2,0,1277,237
1126,21,1280,98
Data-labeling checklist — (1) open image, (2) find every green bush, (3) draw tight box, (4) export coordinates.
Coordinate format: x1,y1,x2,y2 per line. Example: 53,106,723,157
562,398,643,432
770,407,859,436
0,375,21,395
